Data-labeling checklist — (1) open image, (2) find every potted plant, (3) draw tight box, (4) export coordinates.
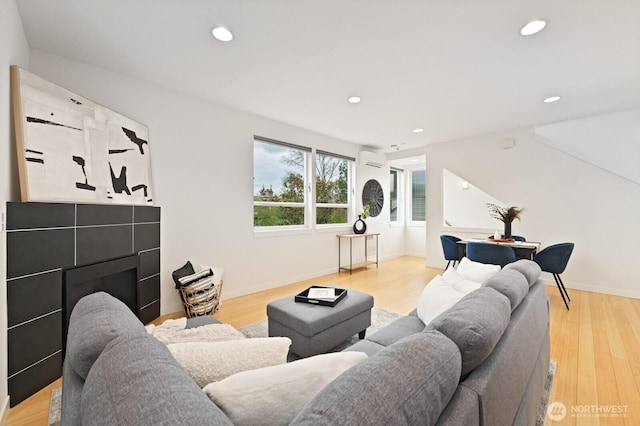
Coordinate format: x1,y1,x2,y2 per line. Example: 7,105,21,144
353,205,370,234
487,203,523,240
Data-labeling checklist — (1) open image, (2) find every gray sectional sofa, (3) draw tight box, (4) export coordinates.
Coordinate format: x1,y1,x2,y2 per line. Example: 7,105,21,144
61,259,549,425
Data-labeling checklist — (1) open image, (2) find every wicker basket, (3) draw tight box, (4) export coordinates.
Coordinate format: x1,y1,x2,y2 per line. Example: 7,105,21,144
178,280,223,317
174,266,224,318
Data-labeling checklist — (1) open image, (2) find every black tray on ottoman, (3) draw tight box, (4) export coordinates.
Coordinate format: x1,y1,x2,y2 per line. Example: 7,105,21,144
295,286,347,307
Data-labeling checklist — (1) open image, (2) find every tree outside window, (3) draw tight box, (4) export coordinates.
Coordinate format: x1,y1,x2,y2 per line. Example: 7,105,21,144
316,152,351,225
253,138,309,227
253,138,353,229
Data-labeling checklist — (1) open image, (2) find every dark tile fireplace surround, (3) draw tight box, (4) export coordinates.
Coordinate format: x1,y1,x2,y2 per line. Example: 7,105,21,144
5,202,161,406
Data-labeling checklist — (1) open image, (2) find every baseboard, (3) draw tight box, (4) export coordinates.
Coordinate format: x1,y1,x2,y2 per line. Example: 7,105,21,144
544,280,640,300
216,253,403,300
0,395,9,426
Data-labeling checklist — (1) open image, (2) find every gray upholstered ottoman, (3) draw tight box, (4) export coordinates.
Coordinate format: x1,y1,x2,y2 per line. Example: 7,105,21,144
267,288,374,357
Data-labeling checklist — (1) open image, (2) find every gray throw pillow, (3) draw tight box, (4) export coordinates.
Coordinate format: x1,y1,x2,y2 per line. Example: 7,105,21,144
427,287,510,377
483,268,529,311
291,330,461,426
185,315,221,329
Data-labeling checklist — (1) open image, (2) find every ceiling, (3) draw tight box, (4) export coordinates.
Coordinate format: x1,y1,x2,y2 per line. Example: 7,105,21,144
16,0,640,153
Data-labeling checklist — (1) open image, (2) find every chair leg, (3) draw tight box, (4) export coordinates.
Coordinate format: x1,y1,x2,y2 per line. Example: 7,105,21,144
553,273,570,310
556,274,571,301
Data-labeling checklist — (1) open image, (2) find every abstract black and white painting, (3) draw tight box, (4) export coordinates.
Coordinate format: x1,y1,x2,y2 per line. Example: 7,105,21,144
11,66,153,205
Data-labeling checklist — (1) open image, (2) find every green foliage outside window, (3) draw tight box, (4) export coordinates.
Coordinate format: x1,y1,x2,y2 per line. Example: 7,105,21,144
253,140,351,227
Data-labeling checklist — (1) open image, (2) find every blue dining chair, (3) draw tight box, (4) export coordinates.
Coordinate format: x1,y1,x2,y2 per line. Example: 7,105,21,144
440,235,463,269
512,235,526,242
534,242,574,310
466,241,516,268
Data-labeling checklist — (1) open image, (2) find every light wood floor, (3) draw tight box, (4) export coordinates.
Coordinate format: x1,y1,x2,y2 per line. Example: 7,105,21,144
5,256,640,425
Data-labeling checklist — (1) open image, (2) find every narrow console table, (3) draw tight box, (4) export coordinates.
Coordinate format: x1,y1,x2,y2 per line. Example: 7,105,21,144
337,233,380,274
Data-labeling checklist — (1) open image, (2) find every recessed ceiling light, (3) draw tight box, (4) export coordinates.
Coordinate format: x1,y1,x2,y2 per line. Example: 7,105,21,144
543,96,561,103
212,27,233,42
520,19,547,36
347,96,361,104
412,128,424,133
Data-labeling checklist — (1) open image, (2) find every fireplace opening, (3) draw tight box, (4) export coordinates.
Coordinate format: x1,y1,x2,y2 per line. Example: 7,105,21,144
62,254,140,346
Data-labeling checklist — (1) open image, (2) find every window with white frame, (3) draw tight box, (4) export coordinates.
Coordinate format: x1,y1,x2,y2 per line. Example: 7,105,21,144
315,151,354,225
410,169,426,222
389,167,403,223
253,136,311,228
253,137,355,229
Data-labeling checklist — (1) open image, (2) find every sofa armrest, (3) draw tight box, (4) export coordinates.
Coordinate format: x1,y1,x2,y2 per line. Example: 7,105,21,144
61,357,84,426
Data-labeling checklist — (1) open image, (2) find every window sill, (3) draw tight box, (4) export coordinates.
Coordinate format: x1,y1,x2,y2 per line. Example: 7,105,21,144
315,224,352,233
253,227,312,238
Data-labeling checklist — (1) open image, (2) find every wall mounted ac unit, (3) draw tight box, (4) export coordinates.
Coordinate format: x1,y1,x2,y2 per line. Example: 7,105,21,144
359,151,386,168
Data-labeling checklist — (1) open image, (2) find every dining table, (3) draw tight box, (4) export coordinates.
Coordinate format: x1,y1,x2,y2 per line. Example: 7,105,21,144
456,238,541,260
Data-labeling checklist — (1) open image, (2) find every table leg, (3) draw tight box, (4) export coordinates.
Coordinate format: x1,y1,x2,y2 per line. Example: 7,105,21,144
375,234,379,268
349,238,353,275
364,235,368,267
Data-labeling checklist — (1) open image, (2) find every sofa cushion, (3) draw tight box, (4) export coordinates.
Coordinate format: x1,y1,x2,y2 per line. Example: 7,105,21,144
456,257,501,283
343,339,387,357
204,351,368,426
82,333,232,426
167,337,291,387
503,259,542,286
483,268,529,311
66,292,145,379
427,287,510,377
366,315,426,347
291,330,461,426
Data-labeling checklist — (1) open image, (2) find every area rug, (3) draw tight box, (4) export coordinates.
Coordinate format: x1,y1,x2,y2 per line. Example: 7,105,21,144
537,359,557,426
239,307,402,360
48,386,62,426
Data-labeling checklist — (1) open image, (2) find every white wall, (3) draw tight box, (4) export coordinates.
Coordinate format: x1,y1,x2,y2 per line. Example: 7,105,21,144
426,125,640,298
1,0,30,415
28,50,408,315
442,168,505,230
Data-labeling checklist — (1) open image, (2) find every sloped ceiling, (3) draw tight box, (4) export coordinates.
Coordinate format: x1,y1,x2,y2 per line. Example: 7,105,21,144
535,109,640,184
15,0,640,152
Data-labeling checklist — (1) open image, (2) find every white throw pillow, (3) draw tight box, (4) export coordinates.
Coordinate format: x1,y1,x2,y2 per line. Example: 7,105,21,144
148,323,246,345
442,267,465,285
167,337,291,387
203,351,368,426
442,267,481,293
416,275,467,326
456,257,501,283
451,279,482,294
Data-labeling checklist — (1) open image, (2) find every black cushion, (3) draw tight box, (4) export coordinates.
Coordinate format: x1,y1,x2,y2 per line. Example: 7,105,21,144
172,261,195,289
